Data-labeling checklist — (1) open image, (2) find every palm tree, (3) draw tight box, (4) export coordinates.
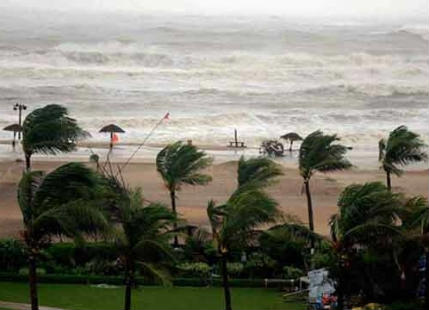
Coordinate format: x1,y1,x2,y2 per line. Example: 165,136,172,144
379,125,427,191
237,156,283,189
107,187,176,310
402,196,429,308
329,182,402,309
299,131,352,238
156,141,212,246
207,156,282,310
17,163,109,310
22,104,88,171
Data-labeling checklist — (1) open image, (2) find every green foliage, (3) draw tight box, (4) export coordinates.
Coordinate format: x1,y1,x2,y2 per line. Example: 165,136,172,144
22,104,88,157
0,239,26,271
282,266,304,279
243,253,277,278
156,141,213,192
237,156,283,189
299,130,352,180
226,263,244,276
19,268,46,276
379,125,427,177
177,262,211,278
17,163,109,248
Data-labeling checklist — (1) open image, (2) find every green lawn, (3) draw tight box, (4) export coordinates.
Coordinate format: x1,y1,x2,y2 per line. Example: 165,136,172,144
0,282,305,310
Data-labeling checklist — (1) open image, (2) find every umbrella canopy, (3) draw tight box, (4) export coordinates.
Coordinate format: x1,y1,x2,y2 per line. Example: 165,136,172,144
99,124,125,133
3,124,23,132
280,132,303,141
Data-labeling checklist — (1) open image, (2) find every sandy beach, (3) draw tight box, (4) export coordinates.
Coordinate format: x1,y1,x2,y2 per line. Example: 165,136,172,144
1,151,427,238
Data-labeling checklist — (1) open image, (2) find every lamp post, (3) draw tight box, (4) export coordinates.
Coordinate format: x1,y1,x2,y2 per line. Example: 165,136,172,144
13,103,27,140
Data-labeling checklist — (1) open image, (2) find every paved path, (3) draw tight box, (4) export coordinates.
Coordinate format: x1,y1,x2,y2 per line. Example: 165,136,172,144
0,301,65,310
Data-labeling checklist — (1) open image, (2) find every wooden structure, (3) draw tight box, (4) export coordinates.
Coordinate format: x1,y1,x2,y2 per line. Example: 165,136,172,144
228,129,246,148
3,123,22,149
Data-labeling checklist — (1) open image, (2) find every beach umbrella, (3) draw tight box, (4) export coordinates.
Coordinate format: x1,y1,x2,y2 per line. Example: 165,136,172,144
99,124,125,150
3,123,23,148
280,132,303,151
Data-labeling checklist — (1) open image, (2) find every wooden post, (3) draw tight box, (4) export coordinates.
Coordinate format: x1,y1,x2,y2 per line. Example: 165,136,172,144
234,129,238,147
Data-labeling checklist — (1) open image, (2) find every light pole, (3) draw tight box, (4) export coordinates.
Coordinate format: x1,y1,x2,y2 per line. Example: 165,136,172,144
13,103,27,140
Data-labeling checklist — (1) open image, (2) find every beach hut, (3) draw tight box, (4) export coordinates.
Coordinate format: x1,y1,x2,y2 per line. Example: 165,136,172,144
280,132,303,152
99,124,125,150
3,123,22,149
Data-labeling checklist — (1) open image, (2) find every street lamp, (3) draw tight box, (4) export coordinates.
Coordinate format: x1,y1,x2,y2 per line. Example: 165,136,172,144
13,103,27,140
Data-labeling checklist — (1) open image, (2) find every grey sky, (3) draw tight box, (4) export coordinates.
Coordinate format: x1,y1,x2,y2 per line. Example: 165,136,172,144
2,0,428,19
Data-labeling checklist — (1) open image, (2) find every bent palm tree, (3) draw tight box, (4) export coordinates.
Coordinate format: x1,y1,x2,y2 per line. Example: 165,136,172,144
237,156,283,190
402,196,429,308
17,163,108,310
379,125,427,191
22,104,88,171
108,187,176,310
329,182,402,309
299,131,352,237
207,156,282,310
156,141,212,246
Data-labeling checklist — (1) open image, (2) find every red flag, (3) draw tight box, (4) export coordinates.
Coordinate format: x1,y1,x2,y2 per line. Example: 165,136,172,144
112,133,119,144
163,112,170,120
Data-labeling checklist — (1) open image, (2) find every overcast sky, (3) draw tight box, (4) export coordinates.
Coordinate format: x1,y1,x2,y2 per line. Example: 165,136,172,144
2,0,428,20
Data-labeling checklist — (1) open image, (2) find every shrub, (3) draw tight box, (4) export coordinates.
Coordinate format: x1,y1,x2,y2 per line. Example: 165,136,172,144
18,268,46,276
226,263,244,276
0,239,26,271
176,262,211,279
282,266,304,279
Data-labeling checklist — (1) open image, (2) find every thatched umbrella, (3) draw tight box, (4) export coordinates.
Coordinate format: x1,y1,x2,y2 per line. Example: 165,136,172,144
99,124,125,150
280,132,303,152
3,123,23,148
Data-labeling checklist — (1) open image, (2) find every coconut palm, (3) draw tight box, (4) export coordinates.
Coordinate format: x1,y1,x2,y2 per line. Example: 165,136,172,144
329,182,402,309
207,156,282,310
17,163,109,310
299,131,352,237
281,132,303,152
379,125,427,191
107,186,176,310
237,156,283,189
156,141,212,246
402,196,429,308
22,104,89,171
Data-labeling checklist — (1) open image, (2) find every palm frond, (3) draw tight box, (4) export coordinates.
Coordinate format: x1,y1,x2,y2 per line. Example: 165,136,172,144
237,156,283,189
22,104,89,155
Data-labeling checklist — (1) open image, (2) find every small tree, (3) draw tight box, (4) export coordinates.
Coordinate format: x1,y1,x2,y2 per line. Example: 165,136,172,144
207,156,282,310
22,104,88,171
107,187,176,310
379,125,427,191
156,141,212,246
17,163,108,310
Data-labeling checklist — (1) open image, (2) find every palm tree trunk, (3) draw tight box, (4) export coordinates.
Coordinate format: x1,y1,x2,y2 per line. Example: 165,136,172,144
25,153,31,171
386,171,391,191
28,254,39,310
170,190,179,247
425,248,429,309
124,265,134,310
304,179,315,250
336,256,344,310
221,254,232,310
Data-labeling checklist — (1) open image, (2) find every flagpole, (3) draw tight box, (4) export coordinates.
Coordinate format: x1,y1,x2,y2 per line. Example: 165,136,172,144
117,112,169,175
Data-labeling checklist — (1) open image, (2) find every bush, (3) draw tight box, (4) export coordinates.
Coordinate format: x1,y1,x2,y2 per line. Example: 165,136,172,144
18,268,46,276
243,253,277,278
0,239,26,271
227,263,244,276
282,266,304,279
176,262,211,279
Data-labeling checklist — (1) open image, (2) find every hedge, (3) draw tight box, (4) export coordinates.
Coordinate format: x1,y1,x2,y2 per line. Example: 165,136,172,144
0,273,287,288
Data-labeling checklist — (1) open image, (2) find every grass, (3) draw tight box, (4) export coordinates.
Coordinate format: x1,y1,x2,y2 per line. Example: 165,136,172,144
0,282,305,310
